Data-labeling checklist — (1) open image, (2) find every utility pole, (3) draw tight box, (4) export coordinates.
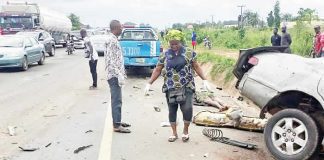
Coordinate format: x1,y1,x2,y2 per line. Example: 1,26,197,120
237,5,245,28
211,15,214,28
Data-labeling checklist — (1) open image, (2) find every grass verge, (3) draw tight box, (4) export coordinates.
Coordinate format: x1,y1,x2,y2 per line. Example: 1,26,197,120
197,51,236,83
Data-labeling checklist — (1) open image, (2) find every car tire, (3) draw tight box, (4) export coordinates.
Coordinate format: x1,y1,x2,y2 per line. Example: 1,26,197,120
21,56,28,71
264,109,322,160
38,53,45,65
49,46,55,56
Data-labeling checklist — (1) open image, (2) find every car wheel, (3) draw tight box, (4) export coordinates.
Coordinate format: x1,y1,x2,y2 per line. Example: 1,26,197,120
21,56,28,71
264,109,322,160
38,53,45,65
49,46,55,56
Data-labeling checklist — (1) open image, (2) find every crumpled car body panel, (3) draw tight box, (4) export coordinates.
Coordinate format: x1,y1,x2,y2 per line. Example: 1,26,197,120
239,53,324,109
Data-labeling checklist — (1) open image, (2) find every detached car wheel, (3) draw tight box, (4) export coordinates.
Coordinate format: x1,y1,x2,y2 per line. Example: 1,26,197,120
21,56,28,71
264,109,322,160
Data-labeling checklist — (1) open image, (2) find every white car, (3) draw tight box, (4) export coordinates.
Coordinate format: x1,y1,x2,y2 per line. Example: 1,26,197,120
233,47,324,160
90,35,108,56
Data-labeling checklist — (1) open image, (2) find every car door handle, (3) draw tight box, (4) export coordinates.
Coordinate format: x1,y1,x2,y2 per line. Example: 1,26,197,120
137,44,143,46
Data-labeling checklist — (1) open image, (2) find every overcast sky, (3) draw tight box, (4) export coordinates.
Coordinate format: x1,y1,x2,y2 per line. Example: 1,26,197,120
1,0,324,29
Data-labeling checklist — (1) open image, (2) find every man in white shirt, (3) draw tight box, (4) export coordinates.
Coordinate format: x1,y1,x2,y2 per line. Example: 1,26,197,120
104,20,130,133
80,29,99,90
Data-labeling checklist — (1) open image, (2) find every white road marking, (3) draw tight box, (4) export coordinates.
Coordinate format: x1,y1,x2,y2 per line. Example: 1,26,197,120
98,104,113,160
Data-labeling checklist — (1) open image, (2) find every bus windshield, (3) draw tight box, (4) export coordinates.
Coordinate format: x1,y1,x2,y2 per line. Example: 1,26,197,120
0,16,33,29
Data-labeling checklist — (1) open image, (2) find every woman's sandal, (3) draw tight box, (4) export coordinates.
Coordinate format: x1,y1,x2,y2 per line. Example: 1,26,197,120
182,134,189,142
168,135,178,142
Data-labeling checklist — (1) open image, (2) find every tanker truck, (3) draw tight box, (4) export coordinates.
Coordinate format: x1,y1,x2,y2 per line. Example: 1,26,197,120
0,1,72,47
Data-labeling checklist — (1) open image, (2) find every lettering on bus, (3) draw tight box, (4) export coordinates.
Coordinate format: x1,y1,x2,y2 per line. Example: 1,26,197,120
122,47,140,56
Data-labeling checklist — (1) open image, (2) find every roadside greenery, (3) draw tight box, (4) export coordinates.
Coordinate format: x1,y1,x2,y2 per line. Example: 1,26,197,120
196,51,236,83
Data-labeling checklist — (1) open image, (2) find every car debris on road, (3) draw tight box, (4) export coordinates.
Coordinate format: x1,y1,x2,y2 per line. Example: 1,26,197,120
202,128,257,150
7,126,16,136
18,146,39,152
74,145,93,154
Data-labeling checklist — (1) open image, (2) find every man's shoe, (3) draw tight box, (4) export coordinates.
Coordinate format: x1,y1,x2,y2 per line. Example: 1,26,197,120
89,86,97,90
113,127,131,133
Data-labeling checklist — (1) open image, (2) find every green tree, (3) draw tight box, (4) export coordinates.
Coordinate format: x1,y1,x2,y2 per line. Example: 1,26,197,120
296,8,318,24
243,10,260,27
281,13,294,22
68,13,81,30
172,23,185,29
267,11,274,27
274,1,281,28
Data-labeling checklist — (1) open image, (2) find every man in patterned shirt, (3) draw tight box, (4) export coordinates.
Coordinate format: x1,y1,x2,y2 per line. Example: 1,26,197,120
104,20,130,133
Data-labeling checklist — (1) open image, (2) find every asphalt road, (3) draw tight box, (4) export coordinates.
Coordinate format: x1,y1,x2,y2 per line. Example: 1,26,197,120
0,48,273,160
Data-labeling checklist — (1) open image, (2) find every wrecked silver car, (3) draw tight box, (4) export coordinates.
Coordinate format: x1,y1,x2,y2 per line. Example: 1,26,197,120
233,47,324,160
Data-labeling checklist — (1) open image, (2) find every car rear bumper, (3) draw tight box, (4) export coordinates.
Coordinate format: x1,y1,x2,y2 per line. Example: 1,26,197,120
0,57,23,68
124,57,159,67
74,44,85,49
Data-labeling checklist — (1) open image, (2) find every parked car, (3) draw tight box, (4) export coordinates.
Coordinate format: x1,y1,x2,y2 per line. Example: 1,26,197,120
233,46,324,160
0,35,45,71
72,36,85,49
16,30,56,56
119,27,163,69
90,35,108,56
70,30,82,39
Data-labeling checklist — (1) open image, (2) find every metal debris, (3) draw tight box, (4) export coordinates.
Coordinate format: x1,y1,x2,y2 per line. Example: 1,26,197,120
18,146,39,152
45,143,52,148
74,145,93,154
202,128,257,150
85,130,93,133
153,106,161,112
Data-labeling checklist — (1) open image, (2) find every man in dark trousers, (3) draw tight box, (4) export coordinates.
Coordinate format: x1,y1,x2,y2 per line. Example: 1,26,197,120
80,29,99,90
271,27,281,46
281,26,292,53
104,20,131,133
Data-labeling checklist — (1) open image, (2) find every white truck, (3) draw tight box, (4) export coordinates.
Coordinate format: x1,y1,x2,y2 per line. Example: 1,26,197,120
0,1,72,47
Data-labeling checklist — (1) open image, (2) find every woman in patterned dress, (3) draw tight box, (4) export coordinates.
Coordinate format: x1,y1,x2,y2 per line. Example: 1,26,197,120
144,30,212,142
